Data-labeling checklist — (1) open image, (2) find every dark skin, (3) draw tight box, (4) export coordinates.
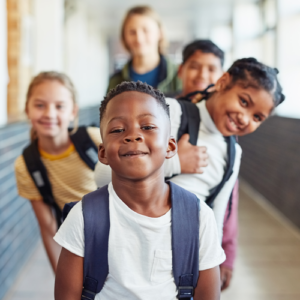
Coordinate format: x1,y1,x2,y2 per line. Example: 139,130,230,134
55,92,221,300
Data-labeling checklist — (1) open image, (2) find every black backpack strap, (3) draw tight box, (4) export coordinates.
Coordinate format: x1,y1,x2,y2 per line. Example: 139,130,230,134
70,127,98,170
81,185,110,299
177,84,215,102
206,136,236,208
23,140,62,227
177,100,201,146
169,181,200,299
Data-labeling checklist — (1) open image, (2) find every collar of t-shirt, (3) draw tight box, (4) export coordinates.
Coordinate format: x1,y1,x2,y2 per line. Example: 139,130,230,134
39,144,75,160
196,100,223,136
129,64,160,88
109,183,171,228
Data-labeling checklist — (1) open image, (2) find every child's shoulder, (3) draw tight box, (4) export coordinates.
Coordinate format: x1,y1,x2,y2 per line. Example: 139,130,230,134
14,154,28,174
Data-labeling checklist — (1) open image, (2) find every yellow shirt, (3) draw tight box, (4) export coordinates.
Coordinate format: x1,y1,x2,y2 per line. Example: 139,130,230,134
14,127,101,210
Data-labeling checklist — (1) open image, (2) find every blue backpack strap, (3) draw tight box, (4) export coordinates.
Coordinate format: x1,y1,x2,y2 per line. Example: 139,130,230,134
23,140,62,227
169,181,200,299
70,126,99,170
81,185,110,300
177,100,201,146
206,136,236,208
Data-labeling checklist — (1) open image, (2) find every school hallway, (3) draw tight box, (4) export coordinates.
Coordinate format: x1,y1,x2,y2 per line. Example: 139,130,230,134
3,180,300,300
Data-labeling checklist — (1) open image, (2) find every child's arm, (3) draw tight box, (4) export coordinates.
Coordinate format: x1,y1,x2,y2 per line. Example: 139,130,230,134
31,201,61,272
55,248,83,300
194,267,221,300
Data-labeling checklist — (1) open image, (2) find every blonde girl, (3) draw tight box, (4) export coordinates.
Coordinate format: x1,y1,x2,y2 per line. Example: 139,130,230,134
108,5,181,95
14,72,100,272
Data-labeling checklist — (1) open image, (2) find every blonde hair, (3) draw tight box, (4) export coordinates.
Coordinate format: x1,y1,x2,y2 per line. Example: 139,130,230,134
121,6,167,54
25,71,78,141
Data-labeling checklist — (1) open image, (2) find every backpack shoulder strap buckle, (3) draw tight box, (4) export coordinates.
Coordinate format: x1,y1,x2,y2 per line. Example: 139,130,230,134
81,288,96,300
178,286,194,298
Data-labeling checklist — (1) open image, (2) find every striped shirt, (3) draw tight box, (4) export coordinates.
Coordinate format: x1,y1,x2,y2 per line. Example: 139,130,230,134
14,127,101,210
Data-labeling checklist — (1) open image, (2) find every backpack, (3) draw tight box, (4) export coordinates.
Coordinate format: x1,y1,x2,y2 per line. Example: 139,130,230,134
23,126,99,227
62,182,200,300
176,92,236,209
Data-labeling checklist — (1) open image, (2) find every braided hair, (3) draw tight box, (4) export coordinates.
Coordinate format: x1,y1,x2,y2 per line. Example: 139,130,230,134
227,58,285,107
100,81,169,122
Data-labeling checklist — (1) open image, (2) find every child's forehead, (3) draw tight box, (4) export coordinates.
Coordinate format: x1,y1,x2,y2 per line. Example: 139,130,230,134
185,50,222,65
102,91,168,125
107,92,159,114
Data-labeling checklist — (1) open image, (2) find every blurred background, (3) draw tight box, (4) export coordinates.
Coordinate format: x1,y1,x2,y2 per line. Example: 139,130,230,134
0,0,300,299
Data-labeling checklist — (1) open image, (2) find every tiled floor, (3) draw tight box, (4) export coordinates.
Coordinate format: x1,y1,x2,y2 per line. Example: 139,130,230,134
4,181,300,300
222,181,300,300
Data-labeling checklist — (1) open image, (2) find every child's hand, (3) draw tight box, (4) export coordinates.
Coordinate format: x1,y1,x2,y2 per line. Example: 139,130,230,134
178,134,209,174
220,265,233,291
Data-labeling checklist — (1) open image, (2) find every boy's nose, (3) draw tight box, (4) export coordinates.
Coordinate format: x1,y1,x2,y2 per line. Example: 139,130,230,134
124,135,144,143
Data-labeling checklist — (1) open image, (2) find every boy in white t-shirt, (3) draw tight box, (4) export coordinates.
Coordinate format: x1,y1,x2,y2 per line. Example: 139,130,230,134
54,81,225,300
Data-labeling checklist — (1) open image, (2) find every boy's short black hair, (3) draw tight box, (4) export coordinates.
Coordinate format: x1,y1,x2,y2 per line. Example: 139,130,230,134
100,81,170,123
182,39,224,67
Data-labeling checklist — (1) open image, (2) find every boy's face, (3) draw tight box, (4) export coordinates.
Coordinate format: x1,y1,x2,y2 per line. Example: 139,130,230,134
209,73,274,137
99,92,176,180
178,50,223,96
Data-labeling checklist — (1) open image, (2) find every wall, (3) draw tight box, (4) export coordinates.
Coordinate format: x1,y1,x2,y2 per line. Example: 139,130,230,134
0,106,99,299
0,0,8,126
64,0,109,108
239,115,300,229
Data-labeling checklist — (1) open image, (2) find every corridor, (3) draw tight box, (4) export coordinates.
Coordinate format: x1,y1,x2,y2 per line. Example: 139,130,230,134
4,181,300,300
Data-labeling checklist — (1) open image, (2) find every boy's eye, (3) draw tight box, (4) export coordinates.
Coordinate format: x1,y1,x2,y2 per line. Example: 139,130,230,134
57,105,64,109
254,114,261,122
110,128,124,133
142,125,155,131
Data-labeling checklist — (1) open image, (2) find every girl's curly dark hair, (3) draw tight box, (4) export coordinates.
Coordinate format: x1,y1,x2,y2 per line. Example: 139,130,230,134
227,57,285,107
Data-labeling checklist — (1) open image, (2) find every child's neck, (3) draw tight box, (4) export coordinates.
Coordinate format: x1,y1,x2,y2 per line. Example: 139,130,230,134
38,131,72,155
111,170,171,218
132,52,160,74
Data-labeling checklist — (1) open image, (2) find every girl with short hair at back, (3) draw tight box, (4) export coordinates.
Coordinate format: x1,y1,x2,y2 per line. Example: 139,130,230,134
14,72,101,272
108,5,181,95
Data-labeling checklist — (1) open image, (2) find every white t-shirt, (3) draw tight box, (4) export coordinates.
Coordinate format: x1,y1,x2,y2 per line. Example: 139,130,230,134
165,99,242,240
94,99,242,241
54,183,225,300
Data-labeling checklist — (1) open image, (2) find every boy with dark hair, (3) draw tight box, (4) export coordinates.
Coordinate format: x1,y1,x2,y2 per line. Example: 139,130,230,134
177,40,224,101
176,39,237,291
54,81,225,300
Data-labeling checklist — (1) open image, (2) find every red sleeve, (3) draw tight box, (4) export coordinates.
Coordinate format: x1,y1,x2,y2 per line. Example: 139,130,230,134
221,180,239,270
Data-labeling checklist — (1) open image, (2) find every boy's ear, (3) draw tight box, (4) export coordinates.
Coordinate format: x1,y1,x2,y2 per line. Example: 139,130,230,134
165,137,177,159
215,72,231,92
98,143,109,165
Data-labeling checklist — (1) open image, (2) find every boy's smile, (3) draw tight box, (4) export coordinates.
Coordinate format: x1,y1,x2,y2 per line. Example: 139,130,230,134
99,91,176,181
